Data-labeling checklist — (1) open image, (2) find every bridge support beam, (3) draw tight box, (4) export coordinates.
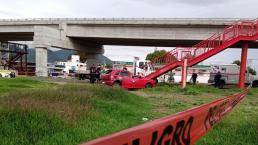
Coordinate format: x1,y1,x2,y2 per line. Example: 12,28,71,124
239,43,248,88
78,47,104,69
84,53,103,69
35,47,48,77
181,59,188,88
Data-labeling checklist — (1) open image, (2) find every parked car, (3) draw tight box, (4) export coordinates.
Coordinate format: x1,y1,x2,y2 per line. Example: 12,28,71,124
100,69,156,89
0,70,16,78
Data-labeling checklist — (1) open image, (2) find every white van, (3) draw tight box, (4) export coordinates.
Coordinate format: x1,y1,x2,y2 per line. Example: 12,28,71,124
160,64,258,87
208,64,258,87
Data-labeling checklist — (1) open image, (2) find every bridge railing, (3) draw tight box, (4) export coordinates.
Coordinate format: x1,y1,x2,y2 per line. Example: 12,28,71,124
149,19,258,71
149,47,196,70
190,19,258,60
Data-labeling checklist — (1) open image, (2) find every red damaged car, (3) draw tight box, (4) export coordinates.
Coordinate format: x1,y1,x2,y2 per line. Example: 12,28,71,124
100,69,156,89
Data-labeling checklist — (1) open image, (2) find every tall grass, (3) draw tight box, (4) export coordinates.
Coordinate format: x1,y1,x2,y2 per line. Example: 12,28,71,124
197,88,258,145
0,78,49,95
145,82,240,96
141,82,258,145
0,79,257,145
0,81,152,145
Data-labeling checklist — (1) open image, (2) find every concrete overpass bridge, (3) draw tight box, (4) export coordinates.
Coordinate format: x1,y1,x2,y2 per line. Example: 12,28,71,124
0,18,256,76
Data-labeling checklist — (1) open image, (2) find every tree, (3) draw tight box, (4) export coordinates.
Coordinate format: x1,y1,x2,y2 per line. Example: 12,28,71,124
105,63,112,69
247,66,257,75
232,60,241,66
146,50,167,61
232,60,257,75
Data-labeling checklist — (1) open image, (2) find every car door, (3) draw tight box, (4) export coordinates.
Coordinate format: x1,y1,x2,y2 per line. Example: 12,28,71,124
119,71,133,88
122,77,134,88
132,76,145,88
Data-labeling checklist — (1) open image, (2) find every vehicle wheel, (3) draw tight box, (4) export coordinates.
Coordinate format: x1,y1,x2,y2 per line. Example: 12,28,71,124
252,81,258,87
113,81,121,87
145,83,152,88
218,80,225,89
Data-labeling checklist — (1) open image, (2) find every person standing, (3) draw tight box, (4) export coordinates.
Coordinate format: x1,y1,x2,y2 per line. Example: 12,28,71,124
168,71,175,83
96,64,102,82
191,72,198,84
122,65,127,71
90,64,96,83
143,62,149,76
214,71,222,88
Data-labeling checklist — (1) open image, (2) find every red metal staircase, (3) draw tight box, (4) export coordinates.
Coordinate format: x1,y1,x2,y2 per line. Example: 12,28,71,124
0,42,28,74
146,19,258,80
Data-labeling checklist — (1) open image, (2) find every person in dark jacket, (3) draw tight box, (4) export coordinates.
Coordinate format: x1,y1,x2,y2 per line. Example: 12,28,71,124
90,64,96,83
191,72,198,84
96,64,102,82
214,71,222,88
122,65,127,71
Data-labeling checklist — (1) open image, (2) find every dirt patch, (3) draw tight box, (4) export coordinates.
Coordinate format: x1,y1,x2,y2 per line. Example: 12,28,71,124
133,91,193,114
132,90,221,116
133,91,195,103
30,77,90,85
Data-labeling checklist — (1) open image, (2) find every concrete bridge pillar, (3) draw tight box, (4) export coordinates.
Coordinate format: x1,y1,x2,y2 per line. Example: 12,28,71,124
33,24,105,76
86,54,103,68
35,47,48,77
79,47,104,69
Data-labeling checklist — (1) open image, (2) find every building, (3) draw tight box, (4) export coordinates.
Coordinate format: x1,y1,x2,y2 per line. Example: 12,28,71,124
173,65,211,84
48,55,87,77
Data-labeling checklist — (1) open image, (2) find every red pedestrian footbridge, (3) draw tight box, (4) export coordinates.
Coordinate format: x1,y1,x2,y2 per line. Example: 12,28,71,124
145,19,258,88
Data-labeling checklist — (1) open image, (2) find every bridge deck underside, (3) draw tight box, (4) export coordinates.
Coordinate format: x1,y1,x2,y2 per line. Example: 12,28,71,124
0,32,33,41
72,37,258,48
0,32,257,48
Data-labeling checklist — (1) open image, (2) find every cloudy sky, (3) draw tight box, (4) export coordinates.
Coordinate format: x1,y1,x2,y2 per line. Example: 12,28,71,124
0,0,258,18
1,0,258,70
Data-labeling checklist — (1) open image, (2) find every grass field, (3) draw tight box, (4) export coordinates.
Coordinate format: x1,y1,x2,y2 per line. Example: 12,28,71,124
0,78,257,145
141,83,258,145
